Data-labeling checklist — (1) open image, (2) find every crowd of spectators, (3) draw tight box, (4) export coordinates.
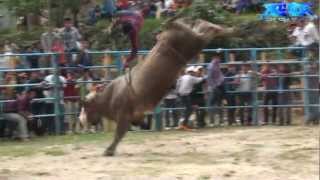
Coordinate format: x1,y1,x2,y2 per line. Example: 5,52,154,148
87,0,192,25
161,54,319,131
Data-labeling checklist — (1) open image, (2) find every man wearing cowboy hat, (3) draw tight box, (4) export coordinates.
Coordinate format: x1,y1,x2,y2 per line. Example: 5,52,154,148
177,66,205,130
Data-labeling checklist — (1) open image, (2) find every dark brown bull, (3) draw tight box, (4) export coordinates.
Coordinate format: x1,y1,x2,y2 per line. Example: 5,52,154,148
81,18,230,156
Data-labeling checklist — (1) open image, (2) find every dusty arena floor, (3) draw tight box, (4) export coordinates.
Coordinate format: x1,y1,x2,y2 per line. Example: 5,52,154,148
0,125,319,180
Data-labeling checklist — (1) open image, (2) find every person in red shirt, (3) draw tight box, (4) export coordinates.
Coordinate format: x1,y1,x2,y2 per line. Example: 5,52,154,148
260,63,279,125
51,35,66,66
63,72,80,133
108,10,146,69
117,0,129,10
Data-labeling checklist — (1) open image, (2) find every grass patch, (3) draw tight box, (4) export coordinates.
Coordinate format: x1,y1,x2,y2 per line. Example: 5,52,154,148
233,13,260,22
198,175,211,180
0,130,182,157
0,132,112,157
42,148,67,156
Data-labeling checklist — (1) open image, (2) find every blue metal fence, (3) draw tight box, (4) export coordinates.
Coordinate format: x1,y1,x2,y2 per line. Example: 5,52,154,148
0,47,319,133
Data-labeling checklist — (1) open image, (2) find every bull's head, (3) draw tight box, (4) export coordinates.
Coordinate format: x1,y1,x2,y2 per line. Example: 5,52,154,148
79,92,102,128
159,18,234,60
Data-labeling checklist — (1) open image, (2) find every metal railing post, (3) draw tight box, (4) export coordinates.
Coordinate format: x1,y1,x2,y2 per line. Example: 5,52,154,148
224,50,229,63
154,104,163,131
115,52,123,75
251,49,259,125
277,49,282,60
52,54,62,135
318,48,320,118
302,49,310,123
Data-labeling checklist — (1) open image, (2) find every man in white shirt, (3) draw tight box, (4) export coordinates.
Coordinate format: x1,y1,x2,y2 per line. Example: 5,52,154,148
291,24,304,46
291,18,320,59
43,72,67,134
177,66,205,130
302,18,319,59
302,19,319,47
236,64,254,125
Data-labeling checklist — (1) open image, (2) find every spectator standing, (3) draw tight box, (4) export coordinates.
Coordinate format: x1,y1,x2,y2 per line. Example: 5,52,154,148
25,44,40,69
15,72,29,95
261,63,278,125
190,66,207,128
177,66,205,130
289,20,304,58
0,48,16,83
2,72,17,100
301,18,319,59
41,28,59,68
102,0,117,18
277,64,292,125
51,34,66,67
27,71,46,135
77,41,93,67
235,0,251,14
41,28,57,53
117,0,129,10
60,18,82,67
291,18,320,59
207,55,225,126
305,62,319,125
64,72,80,134
236,64,254,125
43,72,67,134
224,64,238,125
163,83,179,128
88,5,103,25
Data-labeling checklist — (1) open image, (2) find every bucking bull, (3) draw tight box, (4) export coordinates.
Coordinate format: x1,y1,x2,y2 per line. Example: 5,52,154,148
80,18,232,156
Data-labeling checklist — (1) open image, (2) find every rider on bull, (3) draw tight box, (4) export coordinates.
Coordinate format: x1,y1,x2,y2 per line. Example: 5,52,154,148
108,8,148,69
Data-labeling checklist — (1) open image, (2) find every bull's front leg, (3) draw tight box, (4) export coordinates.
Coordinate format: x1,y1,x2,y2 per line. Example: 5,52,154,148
104,117,129,156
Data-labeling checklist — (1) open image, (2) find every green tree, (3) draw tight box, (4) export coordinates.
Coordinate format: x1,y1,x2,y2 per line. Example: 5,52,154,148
4,0,46,30
4,0,45,16
51,0,82,27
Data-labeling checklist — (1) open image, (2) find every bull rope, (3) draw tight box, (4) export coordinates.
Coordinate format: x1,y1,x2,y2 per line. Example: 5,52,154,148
123,42,187,99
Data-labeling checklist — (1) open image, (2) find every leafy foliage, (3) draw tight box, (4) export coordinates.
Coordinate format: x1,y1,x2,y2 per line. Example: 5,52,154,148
3,0,45,15
179,0,231,24
1,0,290,50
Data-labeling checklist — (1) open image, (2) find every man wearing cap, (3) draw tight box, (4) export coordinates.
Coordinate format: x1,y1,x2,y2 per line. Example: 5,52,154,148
177,66,205,130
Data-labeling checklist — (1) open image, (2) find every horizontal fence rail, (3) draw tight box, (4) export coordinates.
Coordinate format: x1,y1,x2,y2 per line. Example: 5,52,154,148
0,47,319,133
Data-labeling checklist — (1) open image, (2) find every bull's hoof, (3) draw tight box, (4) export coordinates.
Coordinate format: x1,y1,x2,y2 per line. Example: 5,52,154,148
103,150,115,156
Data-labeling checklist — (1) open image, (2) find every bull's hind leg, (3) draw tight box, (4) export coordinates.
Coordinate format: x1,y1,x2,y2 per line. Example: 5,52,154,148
104,117,130,156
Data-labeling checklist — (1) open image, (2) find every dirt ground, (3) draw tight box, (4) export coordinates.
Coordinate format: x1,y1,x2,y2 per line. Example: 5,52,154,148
0,125,319,180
